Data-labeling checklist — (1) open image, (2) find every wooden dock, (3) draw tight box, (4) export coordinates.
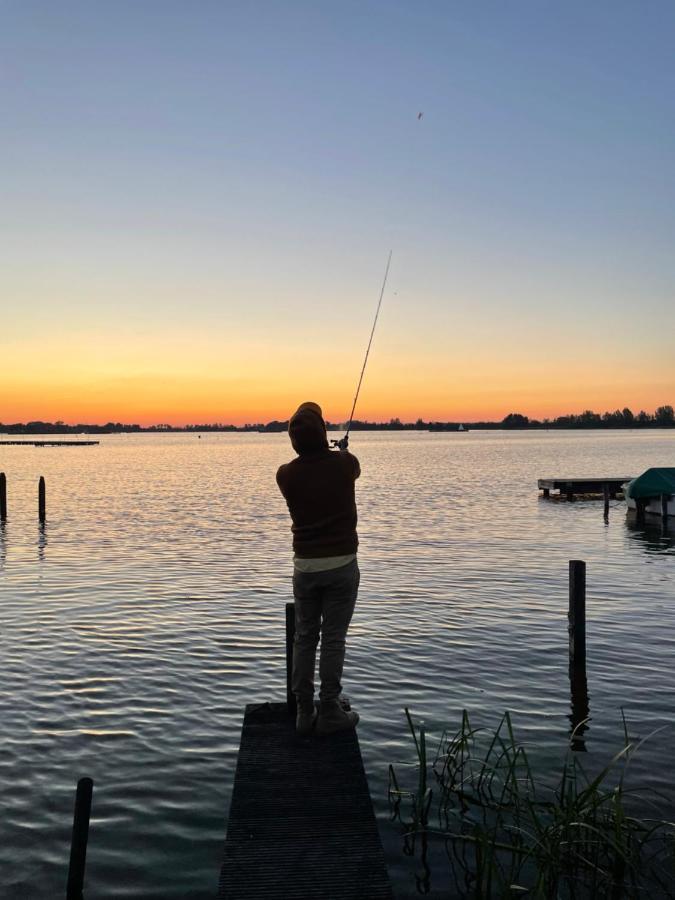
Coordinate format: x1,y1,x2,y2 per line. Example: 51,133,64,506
218,702,392,900
538,476,632,501
0,440,99,447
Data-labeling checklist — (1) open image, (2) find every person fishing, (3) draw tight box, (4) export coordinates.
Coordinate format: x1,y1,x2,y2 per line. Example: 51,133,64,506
276,402,361,735
276,252,391,736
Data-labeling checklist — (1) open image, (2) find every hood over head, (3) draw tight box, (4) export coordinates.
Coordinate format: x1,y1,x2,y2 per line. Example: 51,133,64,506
288,401,329,455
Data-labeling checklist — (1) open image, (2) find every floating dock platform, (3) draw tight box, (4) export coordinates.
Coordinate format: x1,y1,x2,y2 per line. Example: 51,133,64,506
0,440,100,447
218,702,392,900
538,476,633,501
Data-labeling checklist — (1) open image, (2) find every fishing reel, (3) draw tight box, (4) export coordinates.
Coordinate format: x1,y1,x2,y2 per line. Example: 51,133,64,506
329,436,349,450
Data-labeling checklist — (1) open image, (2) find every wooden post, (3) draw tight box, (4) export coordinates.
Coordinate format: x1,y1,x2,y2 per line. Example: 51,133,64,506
543,487,550,498
603,483,609,520
38,476,46,524
636,498,646,526
662,494,669,526
66,777,94,900
285,603,296,716
568,560,588,750
569,668,590,752
568,560,586,672
565,482,574,502
0,472,6,521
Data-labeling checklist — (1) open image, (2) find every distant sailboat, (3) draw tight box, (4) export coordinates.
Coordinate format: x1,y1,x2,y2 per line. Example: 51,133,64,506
428,422,470,432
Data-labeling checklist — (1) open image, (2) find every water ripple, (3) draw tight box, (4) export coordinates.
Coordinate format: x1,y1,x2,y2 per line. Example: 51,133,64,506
0,430,673,897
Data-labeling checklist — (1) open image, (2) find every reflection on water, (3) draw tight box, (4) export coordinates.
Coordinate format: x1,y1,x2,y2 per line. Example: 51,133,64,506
0,430,673,897
38,522,47,561
568,668,590,752
404,830,431,896
625,517,674,552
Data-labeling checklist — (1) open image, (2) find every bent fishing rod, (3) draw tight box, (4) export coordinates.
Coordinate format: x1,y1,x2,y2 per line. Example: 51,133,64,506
330,250,392,449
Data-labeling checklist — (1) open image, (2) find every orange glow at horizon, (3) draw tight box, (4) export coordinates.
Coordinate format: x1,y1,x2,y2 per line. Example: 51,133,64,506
2,322,673,427
3,367,672,427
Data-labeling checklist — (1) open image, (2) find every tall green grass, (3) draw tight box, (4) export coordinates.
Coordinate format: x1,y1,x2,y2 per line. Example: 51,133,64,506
389,709,675,898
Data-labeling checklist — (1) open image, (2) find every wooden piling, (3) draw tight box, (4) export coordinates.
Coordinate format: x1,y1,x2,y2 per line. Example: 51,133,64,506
569,669,590,752
0,472,6,521
568,560,589,750
38,476,46,523
568,560,586,673
66,777,94,900
662,494,669,526
603,483,609,520
636,498,646,527
285,602,296,716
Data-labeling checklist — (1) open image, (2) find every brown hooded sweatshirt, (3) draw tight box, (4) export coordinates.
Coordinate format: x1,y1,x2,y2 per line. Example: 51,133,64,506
276,403,360,558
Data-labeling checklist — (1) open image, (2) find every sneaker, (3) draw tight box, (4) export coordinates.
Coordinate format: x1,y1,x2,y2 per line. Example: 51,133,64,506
296,702,318,735
316,699,359,735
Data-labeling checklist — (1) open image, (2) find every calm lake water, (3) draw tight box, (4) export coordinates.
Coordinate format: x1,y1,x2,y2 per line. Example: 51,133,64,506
1,430,673,898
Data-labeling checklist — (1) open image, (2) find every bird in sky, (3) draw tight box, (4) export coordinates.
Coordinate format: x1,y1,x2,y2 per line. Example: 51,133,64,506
417,112,423,120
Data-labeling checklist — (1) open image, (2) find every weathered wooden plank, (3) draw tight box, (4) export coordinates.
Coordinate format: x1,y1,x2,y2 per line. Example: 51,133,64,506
0,440,99,446
219,703,392,900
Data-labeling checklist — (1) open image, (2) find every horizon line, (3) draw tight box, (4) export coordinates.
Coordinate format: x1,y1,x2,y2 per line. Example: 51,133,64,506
2,403,673,431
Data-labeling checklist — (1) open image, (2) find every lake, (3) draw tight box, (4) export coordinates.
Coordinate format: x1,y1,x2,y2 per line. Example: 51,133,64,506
1,430,673,898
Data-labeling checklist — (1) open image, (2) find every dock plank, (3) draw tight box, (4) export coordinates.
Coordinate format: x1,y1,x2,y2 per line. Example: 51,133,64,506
219,702,392,900
0,440,99,446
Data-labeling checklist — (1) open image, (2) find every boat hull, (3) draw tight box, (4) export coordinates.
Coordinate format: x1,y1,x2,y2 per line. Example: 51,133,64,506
624,492,675,517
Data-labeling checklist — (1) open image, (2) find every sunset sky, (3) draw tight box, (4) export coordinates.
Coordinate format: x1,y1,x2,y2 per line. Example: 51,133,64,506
2,1,674,425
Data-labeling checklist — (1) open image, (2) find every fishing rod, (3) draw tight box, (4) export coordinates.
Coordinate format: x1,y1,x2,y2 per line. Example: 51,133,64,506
331,250,392,449
328,113,424,449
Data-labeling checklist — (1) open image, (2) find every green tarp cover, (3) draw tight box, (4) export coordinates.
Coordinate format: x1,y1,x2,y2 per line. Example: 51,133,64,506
625,468,675,500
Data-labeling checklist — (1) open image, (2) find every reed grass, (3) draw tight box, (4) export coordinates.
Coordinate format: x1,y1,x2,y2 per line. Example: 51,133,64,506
389,709,675,898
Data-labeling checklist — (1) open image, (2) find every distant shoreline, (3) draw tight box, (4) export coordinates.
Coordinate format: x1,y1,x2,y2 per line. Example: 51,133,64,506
2,409,673,437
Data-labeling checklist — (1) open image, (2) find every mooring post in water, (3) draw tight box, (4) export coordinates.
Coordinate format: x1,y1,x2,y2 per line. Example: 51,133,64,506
569,667,590,752
66,776,93,900
636,498,646,527
38,476,46,524
568,560,586,674
0,472,6,521
662,494,669,527
285,602,296,716
603,483,609,520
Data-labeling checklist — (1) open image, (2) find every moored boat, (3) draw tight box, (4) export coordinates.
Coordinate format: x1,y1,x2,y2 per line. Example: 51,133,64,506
623,468,675,518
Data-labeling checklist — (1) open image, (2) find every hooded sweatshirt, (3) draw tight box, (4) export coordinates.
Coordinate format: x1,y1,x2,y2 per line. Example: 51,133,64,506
276,402,360,558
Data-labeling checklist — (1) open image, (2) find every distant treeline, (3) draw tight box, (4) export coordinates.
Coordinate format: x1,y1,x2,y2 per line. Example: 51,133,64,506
1,405,672,434
497,405,674,429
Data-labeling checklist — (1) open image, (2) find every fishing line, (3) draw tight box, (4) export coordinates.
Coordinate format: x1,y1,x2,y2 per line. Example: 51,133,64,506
343,249,392,442
333,112,423,446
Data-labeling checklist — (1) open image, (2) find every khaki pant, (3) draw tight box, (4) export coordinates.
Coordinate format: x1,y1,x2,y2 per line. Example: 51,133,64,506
292,559,359,703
